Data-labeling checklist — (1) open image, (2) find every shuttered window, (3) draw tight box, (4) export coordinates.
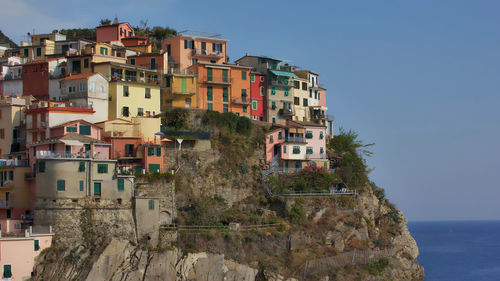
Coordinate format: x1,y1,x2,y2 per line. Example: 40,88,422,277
117,178,124,191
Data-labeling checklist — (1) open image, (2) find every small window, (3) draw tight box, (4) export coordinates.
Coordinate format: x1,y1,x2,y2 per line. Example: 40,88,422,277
3,265,11,278
293,146,301,154
207,103,213,110
24,49,29,57
283,145,287,153
243,106,247,113
223,104,228,113
34,239,40,251
294,97,300,105
278,132,282,140
271,87,276,95
84,59,89,68
122,106,129,117
207,86,213,101
145,88,151,99
123,85,129,97
320,147,324,154
38,161,46,173
57,180,65,191
269,135,274,144
260,86,265,96
271,101,276,110
223,87,228,102
284,88,289,96
320,131,324,139
130,58,135,65
241,71,247,80
80,180,84,191
305,131,313,139
79,124,91,135
148,147,154,156
78,162,85,172
97,164,108,174
260,76,265,82
148,199,155,210
252,101,257,110
306,147,313,154
36,47,41,56
250,74,255,82
156,147,161,156
117,178,124,191
137,108,144,116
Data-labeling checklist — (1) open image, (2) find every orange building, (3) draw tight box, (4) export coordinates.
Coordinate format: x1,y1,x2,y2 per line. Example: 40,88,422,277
188,63,252,117
121,36,153,53
127,52,168,73
96,22,135,43
162,31,227,72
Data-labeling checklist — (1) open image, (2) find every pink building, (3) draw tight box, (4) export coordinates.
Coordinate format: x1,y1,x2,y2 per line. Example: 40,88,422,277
0,227,53,280
96,22,135,43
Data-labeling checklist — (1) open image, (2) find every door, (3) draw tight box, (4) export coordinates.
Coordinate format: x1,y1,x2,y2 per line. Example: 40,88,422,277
93,182,101,196
5,192,9,207
295,161,302,169
274,145,279,157
65,145,71,157
181,77,187,93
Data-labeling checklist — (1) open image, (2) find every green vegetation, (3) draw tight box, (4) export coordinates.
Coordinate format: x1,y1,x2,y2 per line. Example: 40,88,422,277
368,258,390,275
161,108,190,130
180,195,230,226
0,30,17,48
287,201,306,224
269,168,339,194
54,28,96,41
329,129,374,189
202,110,252,136
133,19,177,50
135,172,175,182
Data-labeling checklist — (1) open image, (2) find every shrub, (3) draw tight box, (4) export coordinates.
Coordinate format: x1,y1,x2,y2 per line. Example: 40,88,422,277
161,108,190,130
288,201,306,225
368,258,389,275
184,195,230,226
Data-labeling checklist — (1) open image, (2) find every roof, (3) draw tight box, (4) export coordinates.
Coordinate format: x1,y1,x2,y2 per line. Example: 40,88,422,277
121,36,147,40
96,22,132,29
270,70,298,78
287,120,327,128
59,73,99,81
51,119,98,128
93,61,159,72
235,55,283,63
190,62,253,70
31,133,108,146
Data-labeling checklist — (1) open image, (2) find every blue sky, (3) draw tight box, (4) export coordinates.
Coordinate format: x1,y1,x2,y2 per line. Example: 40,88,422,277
1,0,499,221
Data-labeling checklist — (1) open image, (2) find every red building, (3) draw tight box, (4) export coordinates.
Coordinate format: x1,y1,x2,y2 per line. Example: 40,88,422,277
22,58,66,100
250,72,266,121
96,22,135,43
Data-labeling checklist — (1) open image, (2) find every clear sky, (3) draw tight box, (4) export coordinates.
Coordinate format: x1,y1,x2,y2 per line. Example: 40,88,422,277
1,0,499,221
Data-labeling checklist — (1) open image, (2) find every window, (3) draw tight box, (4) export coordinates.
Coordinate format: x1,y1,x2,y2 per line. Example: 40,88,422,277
207,86,213,101
80,180,84,191
294,97,300,105
294,81,300,89
36,47,41,56
184,40,194,49
269,135,274,144
306,147,313,154
303,98,308,106
148,147,154,156
283,145,286,153
278,132,282,139
57,180,65,191
38,161,45,173
117,178,124,191
306,131,313,139
320,131,324,139
223,87,228,102
100,47,108,55
145,88,151,99
293,146,300,154
3,265,11,278
156,147,161,156
166,76,171,87
318,92,321,100
35,239,40,251
241,71,247,80
79,83,86,91
302,82,307,90
223,104,228,113
252,101,257,110
271,87,276,95
123,85,129,97
122,106,129,117
284,88,289,96
150,58,156,70
309,89,312,98
90,82,96,91
207,68,213,81
84,58,89,68
207,103,213,110
272,117,276,123
0,128,4,139
24,49,29,57
260,76,265,82
271,101,276,110
93,182,101,196
243,106,247,113
320,147,324,154
222,69,228,82
250,74,255,82
213,43,222,52
97,164,108,174
79,124,91,135
79,162,85,172
148,199,155,210
8,171,13,181
130,58,135,65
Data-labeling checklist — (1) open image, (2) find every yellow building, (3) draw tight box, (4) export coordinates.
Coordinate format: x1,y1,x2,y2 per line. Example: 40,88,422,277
67,43,127,75
93,62,161,119
19,33,66,62
162,72,198,110
291,76,310,122
97,117,161,142
0,96,27,157
0,163,32,219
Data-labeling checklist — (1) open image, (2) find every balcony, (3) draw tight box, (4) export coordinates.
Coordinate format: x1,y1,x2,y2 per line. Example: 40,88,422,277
0,199,14,208
191,49,224,58
278,108,294,117
0,180,14,188
270,79,293,87
36,150,91,159
0,159,29,167
306,153,328,160
201,76,232,85
231,97,251,105
285,136,306,143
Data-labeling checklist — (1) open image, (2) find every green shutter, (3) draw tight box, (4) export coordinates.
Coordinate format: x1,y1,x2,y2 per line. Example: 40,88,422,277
148,199,155,210
207,87,213,101
24,49,28,57
284,88,289,96
80,180,84,191
250,74,255,82
241,71,246,80
134,166,142,173
78,162,85,172
260,86,265,96
79,125,91,135
223,87,228,102
222,69,228,82
207,103,213,110
271,87,276,95
36,47,41,56
243,106,247,113
156,147,162,156
3,265,12,278
148,147,154,156
252,101,257,110
57,180,65,191
38,161,45,173
34,239,40,251
148,164,161,173
181,77,187,93
117,178,124,191
283,145,287,153
67,126,77,132
207,68,213,81
93,182,101,195
97,164,108,173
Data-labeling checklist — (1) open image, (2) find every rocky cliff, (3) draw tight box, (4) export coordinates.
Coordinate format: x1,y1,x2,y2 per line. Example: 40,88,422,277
31,111,424,281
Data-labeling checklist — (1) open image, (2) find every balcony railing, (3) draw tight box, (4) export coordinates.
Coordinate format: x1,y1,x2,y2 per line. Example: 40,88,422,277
231,97,250,105
192,49,224,58
0,199,14,208
0,159,29,167
36,150,91,159
285,136,306,143
306,153,328,160
278,108,294,116
0,180,14,188
270,80,293,87
202,76,232,85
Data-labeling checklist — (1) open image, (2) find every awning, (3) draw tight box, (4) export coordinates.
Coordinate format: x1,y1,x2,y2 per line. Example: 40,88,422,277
270,70,298,78
60,140,85,146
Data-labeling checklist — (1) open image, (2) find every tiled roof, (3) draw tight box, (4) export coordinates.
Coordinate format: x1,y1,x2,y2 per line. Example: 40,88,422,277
31,133,107,146
59,73,97,81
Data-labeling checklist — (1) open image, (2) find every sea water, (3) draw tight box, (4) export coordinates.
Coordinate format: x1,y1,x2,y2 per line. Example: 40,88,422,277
408,221,500,281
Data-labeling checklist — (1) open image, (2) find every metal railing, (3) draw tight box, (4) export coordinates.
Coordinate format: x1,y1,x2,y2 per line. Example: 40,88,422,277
279,108,294,116
201,76,232,85
285,136,306,143
36,150,91,159
231,97,250,105
306,153,328,160
0,159,29,167
270,80,293,87
192,49,224,58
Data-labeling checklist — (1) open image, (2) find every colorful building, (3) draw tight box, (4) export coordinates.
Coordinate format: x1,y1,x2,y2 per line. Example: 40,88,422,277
162,71,197,110
66,42,128,75
250,72,266,121
96,22,135,43
291,76,310,122
162,31,227,72
19,33,66,62
93,62,161,119
0,57,24,96
0,95,26,156
127,52,168,73
121,36,153,53
22,58,67,100
188,62,252,117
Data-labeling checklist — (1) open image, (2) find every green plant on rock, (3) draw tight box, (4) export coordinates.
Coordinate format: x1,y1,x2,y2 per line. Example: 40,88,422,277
288,201,306,225
368,258,390,275
161,108,190,130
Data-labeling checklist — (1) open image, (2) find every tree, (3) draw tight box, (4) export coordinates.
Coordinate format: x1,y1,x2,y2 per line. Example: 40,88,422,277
100,19,112,26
